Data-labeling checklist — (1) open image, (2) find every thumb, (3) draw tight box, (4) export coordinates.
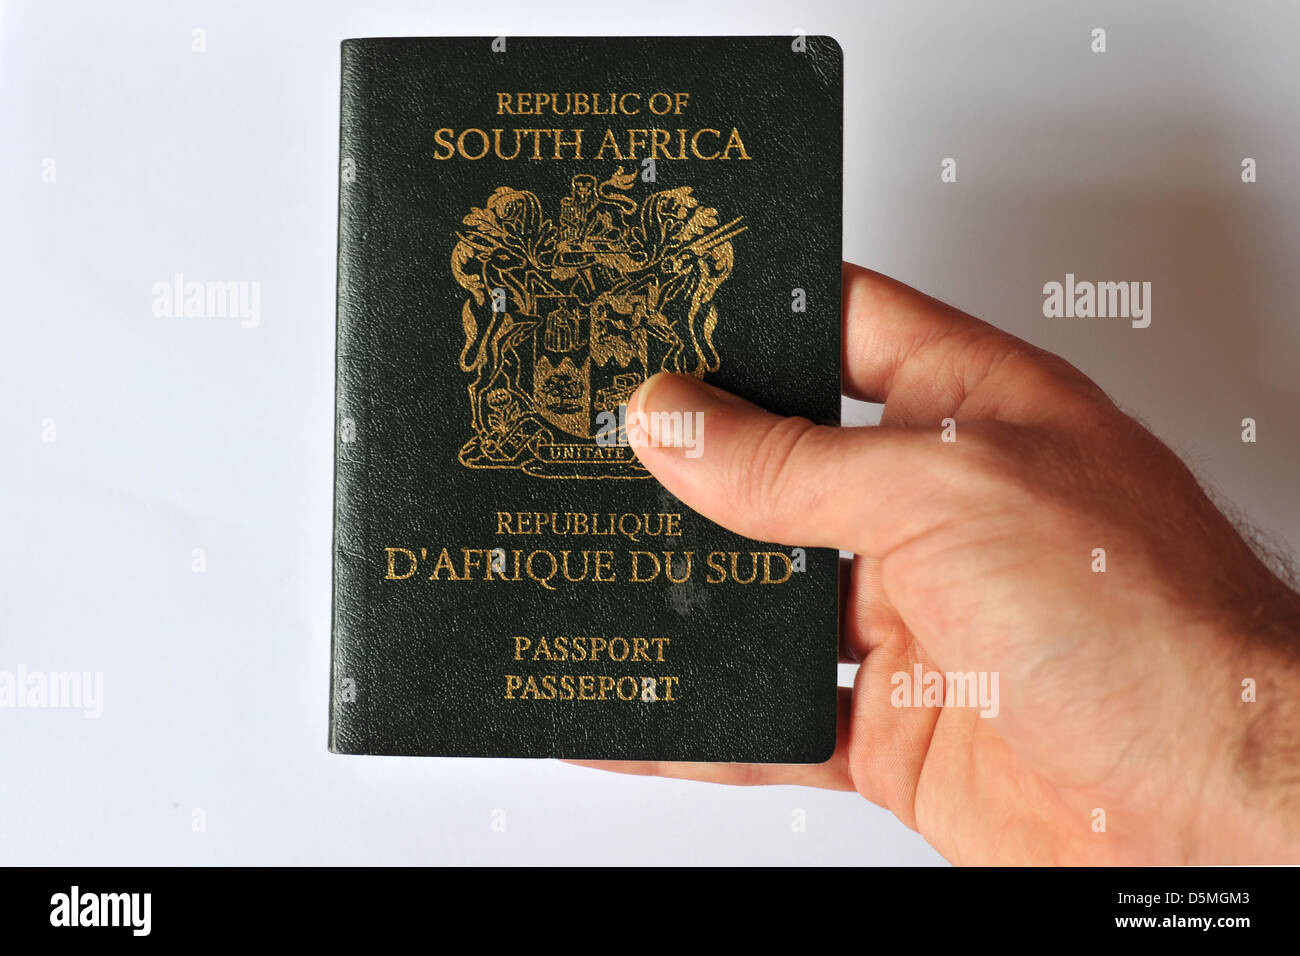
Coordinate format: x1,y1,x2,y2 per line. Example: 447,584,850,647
624,372,943,556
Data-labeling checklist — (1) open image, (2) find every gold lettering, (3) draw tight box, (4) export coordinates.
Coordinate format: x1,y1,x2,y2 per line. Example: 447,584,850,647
427,548,459,581
690,128,720,161
432,128,455,160
594,128,624,160
385,547,417,580
721,127,751,160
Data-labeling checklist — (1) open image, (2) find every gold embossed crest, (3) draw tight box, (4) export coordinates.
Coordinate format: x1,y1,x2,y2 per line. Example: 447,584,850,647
451,168,744,478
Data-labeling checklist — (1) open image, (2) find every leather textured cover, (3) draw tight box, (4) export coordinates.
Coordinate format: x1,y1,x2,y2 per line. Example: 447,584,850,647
331,36,842,760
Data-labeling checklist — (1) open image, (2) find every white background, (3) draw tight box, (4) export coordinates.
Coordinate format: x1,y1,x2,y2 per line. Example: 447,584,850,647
3,0,1297,865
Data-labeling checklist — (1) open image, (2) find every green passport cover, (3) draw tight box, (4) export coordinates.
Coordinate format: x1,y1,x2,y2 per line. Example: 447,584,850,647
331,36,842,761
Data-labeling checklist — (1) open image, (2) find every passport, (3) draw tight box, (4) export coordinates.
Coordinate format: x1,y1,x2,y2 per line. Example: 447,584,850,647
331,36,843,761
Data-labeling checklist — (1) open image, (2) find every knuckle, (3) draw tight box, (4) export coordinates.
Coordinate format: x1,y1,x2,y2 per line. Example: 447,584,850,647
731,415,823,531
932,420,1026,498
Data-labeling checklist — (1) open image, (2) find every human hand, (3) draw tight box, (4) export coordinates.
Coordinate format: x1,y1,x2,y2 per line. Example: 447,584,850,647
571,262,1300,865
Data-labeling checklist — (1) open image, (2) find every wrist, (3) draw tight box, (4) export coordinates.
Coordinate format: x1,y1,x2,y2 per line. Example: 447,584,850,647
1193,610,1300,863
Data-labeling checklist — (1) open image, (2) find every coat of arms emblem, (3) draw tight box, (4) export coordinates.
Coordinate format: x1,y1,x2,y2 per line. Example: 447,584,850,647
451,168,744,478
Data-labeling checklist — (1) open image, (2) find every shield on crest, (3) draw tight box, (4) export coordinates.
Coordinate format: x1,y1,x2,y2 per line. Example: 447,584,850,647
451,168,745,478
529,291,661,441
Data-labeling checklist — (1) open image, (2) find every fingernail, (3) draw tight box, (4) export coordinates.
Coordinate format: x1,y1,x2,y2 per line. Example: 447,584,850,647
630,372,716,416
626,373,732,456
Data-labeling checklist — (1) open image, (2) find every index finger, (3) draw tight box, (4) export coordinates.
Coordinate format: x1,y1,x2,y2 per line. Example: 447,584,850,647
841,262,1006,405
